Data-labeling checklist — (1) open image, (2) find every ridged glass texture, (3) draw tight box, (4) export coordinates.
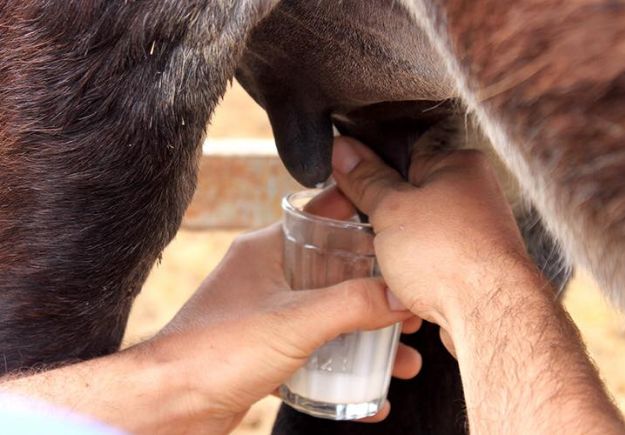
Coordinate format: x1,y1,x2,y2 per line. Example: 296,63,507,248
279,189,401,420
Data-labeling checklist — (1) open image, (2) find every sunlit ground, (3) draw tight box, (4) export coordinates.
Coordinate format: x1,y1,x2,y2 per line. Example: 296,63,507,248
124,83,625,434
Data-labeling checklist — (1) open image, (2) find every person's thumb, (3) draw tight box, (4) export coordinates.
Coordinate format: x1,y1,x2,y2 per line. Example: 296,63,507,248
331,137,409,229
265,278,411,359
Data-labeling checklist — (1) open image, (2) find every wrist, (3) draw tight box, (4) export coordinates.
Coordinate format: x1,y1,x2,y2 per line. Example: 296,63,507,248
136,333,242,435
441,255,625,434
444,252,553,337
124,338,219,433
117,343,204,433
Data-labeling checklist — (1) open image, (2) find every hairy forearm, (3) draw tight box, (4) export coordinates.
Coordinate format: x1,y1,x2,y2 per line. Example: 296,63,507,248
0,344,212,434
449,261,625,434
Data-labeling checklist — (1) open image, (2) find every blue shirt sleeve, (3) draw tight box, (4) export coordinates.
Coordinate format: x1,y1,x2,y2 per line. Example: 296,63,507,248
0,393,125,435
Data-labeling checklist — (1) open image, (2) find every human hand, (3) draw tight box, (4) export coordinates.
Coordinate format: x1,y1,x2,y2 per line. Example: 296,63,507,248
330,136,533,334
143,214,422,434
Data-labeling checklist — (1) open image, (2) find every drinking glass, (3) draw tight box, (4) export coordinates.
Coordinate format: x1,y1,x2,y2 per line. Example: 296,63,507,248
279,189,401,420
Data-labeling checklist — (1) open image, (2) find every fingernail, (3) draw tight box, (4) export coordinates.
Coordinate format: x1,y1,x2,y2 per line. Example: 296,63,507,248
332,139,361,174
385,288,406,311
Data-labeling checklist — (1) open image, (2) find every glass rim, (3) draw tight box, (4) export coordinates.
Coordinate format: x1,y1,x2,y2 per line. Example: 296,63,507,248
282,189,373,231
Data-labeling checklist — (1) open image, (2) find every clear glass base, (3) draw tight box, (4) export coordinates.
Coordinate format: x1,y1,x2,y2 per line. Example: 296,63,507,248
279,385,383,420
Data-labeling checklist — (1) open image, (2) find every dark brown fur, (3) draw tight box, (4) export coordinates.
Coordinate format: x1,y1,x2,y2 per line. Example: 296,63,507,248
0,0,273,371
0,1,621,434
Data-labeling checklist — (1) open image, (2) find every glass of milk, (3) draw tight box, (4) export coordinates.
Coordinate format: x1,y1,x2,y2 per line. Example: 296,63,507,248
279,189,401,420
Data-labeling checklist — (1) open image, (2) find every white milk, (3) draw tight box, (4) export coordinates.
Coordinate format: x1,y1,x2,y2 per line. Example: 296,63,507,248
285,323,400,404
286,369,389,404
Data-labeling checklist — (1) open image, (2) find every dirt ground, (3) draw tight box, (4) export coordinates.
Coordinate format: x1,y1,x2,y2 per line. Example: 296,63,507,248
124,82,625,434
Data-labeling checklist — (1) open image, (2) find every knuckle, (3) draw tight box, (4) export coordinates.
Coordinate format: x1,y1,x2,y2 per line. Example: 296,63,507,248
229,235,245,252
230,232,253,253
347,160,405,221
370,187,406,228
376,187,404,211
342,279,376,317
407,298,428,319
350,163,381,198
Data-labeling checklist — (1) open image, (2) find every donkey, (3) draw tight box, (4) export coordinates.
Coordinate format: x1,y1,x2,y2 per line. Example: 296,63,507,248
0,0,622,434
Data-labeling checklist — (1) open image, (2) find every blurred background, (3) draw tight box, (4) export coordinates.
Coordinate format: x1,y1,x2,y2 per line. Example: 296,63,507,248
122,82,625,434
